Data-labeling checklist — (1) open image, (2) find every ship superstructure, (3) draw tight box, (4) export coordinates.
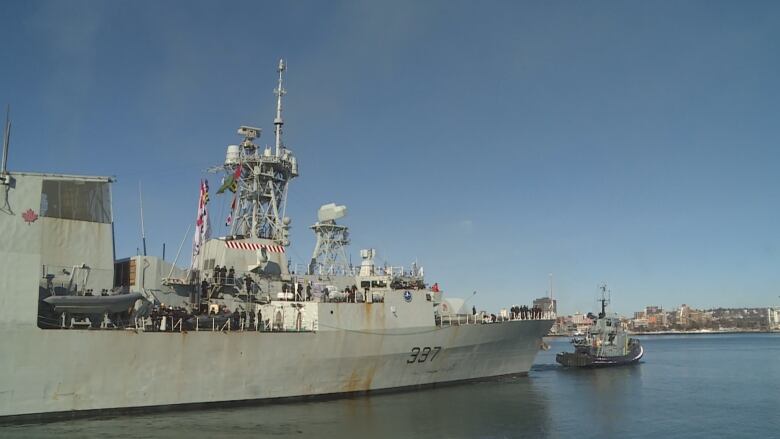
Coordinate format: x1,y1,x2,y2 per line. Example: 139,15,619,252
222,59,298,244
0,61,554,421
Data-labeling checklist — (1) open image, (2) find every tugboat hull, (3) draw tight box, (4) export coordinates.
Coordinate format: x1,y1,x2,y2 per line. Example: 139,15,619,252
556,340,643,368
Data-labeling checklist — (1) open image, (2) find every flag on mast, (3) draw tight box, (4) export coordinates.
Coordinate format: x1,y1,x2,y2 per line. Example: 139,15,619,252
226,194,237,226
192,179,211,262
202,180,211,240
217,164,242,194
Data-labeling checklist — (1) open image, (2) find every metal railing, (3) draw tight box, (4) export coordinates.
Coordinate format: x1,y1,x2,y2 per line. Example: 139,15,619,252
435,311,556,327
289,263,423,278
126,306,316,333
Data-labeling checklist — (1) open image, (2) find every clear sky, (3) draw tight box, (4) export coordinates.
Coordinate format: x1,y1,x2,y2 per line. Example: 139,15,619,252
2,0,779,315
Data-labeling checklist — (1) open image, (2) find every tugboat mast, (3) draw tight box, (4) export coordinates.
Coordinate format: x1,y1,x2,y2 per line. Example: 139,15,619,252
598,283,610,318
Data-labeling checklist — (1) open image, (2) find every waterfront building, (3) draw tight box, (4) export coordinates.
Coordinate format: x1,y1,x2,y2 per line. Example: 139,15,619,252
678,304,692,326
571,312,593,334
769,307,780,331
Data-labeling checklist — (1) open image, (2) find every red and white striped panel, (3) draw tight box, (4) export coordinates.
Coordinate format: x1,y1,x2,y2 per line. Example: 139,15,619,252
224,241,286,253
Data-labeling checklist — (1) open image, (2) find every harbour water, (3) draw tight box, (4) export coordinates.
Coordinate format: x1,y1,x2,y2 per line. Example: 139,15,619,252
3,333,778,438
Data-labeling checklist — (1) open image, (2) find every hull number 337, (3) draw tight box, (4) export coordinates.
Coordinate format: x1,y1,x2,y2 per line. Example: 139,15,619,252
407,346,442,363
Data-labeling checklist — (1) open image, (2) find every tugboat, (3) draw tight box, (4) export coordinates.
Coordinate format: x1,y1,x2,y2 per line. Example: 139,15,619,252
556,285,643,368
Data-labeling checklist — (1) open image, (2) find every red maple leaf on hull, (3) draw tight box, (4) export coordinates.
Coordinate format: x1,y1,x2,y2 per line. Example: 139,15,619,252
22,209,38,224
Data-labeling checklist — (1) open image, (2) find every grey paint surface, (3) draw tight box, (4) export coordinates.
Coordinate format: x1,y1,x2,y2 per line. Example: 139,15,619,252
0,172,553,419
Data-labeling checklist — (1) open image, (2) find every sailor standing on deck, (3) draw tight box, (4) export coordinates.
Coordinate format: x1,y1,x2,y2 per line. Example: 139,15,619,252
201,279,209,301
226,267,235,285
220,266,228,285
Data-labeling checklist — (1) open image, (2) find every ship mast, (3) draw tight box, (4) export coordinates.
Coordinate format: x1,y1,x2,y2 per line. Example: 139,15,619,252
216,59,298,245
274,59,285,157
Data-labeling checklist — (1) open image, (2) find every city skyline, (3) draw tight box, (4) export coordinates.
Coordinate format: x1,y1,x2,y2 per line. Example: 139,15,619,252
2,0,779,315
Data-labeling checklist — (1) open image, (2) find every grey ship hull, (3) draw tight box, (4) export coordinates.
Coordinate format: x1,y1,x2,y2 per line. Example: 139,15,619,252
0,316,552,420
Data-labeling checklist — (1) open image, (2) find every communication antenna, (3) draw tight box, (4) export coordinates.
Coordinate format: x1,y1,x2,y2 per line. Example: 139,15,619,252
549,272,555,315
273,58,286,157
1,105,11,185
139,181,147,256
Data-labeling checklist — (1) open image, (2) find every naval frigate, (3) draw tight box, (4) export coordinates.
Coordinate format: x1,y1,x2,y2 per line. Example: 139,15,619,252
0,61,554,421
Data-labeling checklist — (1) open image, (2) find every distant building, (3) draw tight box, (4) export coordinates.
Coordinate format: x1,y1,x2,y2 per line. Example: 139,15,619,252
678,304,692,326
571,312,593,333
631,317,648,330
647,313,667,328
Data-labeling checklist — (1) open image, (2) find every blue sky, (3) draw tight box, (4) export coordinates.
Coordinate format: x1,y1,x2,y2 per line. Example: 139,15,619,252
2,0,779,315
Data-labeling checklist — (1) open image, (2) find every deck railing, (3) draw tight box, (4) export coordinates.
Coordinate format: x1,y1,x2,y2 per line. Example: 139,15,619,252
435,311,555,327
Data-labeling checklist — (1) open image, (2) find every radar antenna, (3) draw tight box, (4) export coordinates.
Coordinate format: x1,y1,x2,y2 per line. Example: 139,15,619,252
309,204,351,275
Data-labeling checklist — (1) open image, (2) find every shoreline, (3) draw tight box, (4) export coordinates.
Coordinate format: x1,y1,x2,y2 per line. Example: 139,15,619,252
547,330,778,338
630,330,777,336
